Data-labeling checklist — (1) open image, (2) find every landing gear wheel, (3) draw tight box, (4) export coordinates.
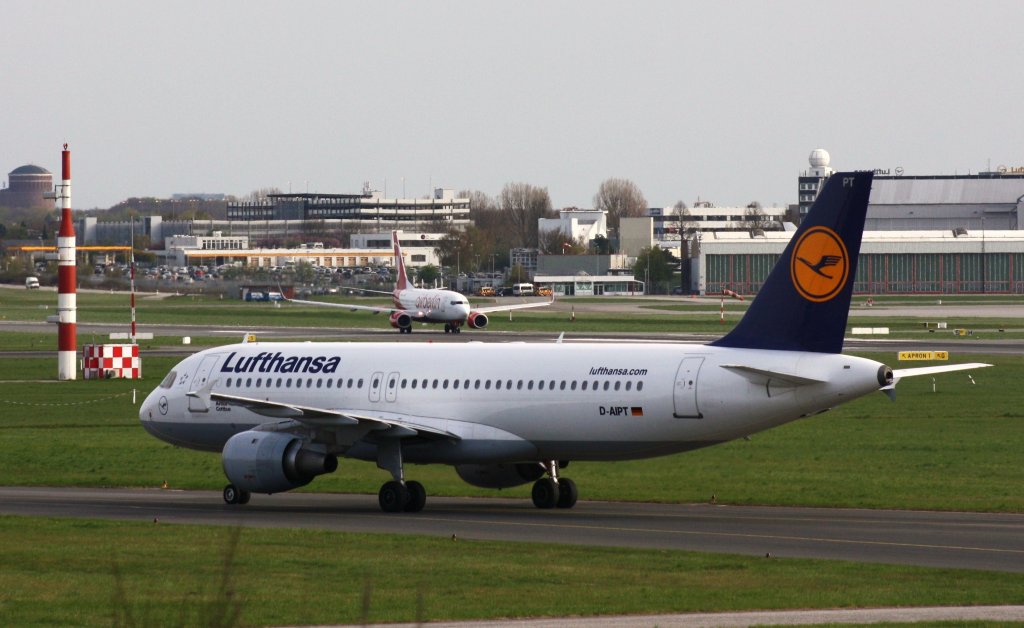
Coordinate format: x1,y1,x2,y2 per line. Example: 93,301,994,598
379,480,409,513
444,323,452,334
454,326,462,334
556,478,578,509
404,480,427,512
223,484,250,505
531,478,560,509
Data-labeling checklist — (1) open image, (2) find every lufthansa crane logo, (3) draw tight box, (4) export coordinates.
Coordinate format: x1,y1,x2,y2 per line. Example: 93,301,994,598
790,226,849,302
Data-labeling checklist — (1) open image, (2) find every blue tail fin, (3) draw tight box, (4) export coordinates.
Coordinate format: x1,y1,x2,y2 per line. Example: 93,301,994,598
711,171,873,353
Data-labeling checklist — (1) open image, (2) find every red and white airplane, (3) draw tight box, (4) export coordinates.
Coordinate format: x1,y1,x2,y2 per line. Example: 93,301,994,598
287,231,551,333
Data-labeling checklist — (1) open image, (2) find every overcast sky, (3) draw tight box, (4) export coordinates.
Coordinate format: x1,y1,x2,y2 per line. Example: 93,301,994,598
3,1,1022,210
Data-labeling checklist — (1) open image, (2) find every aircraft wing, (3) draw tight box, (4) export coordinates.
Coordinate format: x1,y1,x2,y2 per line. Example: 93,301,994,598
286,296,399,315
469,298,553,314
339,286,394,297
197,389,459,440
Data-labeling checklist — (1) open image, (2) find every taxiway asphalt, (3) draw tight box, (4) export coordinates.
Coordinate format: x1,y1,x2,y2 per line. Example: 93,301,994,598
1,487,1021,574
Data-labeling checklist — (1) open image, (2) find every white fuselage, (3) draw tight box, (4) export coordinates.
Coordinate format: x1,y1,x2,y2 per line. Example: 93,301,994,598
140,340,887,465
393,287,470,323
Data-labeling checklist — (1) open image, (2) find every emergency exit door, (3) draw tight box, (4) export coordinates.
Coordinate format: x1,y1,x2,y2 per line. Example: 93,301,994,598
673,356,704,418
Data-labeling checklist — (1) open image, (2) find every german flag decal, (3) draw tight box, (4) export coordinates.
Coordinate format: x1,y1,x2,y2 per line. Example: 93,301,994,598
631,407,644,417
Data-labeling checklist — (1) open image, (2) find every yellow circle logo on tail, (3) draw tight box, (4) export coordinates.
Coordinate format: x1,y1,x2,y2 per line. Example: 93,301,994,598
790,227,849,302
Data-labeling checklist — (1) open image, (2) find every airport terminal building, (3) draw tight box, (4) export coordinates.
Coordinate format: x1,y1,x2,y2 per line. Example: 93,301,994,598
226,187,471,231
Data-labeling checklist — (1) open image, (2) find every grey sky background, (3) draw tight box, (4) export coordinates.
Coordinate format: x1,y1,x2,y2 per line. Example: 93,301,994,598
3,1,1022,210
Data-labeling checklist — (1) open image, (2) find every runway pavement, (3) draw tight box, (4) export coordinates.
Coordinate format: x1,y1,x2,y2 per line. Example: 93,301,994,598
2,319,1023,356
2,486,1022,573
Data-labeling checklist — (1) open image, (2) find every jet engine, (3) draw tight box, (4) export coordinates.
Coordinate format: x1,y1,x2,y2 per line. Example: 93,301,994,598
222,431,338,494
389,311,412,330
466,311,489,329
455,462,544,489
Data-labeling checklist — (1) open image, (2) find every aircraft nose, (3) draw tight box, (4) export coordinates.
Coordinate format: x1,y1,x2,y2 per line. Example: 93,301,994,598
139,389,163,424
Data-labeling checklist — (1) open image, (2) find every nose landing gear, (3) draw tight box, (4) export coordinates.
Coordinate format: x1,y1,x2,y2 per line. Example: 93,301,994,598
222,484,251,505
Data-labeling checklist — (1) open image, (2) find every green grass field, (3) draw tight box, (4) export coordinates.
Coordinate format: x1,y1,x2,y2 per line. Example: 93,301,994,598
4,287,1023,337
0,353,1018,512
1,287,1022,625
0,517,1021,627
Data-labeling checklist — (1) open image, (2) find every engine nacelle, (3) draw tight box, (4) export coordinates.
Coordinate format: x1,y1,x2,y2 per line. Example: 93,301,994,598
455,462,544,489
222,430,338,494
389,311,412,330
467,311,489,329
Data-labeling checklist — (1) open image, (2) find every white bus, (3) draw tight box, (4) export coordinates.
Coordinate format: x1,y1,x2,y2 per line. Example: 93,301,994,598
512,283,534,296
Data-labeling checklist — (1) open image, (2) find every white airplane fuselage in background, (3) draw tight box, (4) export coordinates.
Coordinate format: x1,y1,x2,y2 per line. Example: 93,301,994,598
141,172,990,513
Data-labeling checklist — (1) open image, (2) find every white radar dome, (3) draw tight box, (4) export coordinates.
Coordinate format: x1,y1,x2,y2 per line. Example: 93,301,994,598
809,148,831,168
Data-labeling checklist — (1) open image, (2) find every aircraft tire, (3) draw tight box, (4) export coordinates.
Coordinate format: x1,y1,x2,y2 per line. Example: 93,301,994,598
556,478,578,509
404,480,426,512
223,484,248,505
531,478,559,509
379,481,409,513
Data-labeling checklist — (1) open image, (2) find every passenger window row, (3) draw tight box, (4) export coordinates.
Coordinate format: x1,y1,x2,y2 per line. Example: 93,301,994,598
399,378,644,392
225,377,364,389
223,376,644,393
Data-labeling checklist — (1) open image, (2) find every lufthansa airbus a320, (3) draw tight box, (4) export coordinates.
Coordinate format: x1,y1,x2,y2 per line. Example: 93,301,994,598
140,171,990,513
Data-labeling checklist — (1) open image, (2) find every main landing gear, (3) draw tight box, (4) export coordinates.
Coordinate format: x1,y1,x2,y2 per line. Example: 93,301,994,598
443,322,462,334
378,479,426,513
399,326,413,334
376,439,426,513
531,460,578,509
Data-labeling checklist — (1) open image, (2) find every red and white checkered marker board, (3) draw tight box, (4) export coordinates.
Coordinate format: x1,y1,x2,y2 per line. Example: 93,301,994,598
83,344,141,379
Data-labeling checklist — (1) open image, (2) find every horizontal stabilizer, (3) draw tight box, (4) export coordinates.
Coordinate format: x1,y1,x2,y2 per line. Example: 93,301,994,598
891,362,992,384
720,364,826,386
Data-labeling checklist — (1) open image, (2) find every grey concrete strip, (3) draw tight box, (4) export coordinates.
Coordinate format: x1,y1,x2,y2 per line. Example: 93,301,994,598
351,605,1024,627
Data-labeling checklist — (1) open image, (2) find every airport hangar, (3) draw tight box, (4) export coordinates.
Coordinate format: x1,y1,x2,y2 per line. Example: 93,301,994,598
693,151,1024,295
696,227,1024,295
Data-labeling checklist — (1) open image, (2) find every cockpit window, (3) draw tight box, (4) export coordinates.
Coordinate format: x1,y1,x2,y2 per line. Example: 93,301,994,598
159,371,176,389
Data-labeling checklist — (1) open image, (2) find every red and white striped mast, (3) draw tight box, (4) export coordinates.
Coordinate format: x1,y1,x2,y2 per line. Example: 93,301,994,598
56,144,77,380
129,216,137,343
